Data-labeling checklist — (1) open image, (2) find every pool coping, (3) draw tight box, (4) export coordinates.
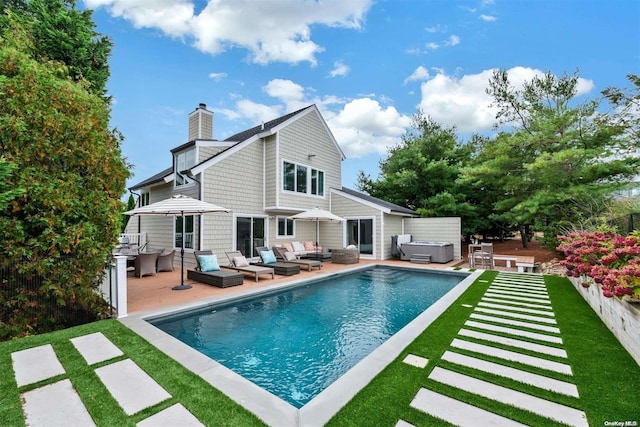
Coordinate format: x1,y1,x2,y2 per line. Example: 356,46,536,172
120,264,483,427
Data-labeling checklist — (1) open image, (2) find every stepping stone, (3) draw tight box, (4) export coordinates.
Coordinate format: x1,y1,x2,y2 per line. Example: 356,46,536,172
409,387,527,427
462,304,474,308
494,276,545,284
137,403,204,427
71,332,124,365
22,379,96,427
429,367,588,427
451,339,572,375
470,314,560,334
497,273,544,281
458,329,568,358
492,281,546,289
95,359,171,415
490,284,549,294
12,344,65,387
486,289,549,300
478,301,555,317
474,308,557,324
484,293,551,305
441,351,579,397
403,354,429,368
395,421,417,427
482,296,555,310
465,320,563,344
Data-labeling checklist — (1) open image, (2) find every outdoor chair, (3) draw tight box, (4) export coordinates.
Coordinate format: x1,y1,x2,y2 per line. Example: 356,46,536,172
223,251,275,281
254,247,301,276
156,249,175,272
187,250,244,288
134,252,158,278
272,246,322,271
470,243,494,268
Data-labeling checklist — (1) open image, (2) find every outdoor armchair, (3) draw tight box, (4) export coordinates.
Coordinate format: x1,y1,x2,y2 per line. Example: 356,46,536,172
134,252,159,277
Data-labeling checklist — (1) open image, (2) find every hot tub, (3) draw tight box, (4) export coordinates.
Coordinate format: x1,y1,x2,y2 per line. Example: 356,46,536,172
400,242,454,263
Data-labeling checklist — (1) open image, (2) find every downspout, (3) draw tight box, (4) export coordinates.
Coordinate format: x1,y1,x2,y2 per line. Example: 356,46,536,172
129,190,141,233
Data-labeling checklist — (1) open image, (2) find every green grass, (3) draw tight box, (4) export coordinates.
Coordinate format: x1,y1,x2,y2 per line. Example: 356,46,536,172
1,273,639,426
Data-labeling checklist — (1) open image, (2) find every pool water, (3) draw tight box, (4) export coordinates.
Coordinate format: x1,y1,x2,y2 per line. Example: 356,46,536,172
152,266,465,407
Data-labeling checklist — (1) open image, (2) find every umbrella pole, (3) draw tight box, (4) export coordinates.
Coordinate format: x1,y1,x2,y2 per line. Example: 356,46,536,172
173,211,192,290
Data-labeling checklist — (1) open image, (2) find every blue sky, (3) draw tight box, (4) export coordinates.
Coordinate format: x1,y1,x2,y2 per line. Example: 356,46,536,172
81,0,640,191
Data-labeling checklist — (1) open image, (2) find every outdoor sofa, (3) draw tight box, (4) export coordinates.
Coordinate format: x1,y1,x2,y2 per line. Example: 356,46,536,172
187,251,244,288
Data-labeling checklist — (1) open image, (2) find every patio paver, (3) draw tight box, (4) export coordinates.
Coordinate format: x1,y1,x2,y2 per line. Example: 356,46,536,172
71,332,124,365
12,344,65,387
477,301,555,316
21,379,96,427
469,313,560,333
464,320,563,343
481,296,554,309
483,292,552,305
136,403,204,427
474,307,557,324
457,328,568,358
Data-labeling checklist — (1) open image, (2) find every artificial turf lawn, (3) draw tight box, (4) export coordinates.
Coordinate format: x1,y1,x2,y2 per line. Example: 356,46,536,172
1,272,638,426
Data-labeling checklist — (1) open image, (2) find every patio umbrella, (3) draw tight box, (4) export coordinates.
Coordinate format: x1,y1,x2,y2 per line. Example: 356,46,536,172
124,194,231,290
288,207,345,258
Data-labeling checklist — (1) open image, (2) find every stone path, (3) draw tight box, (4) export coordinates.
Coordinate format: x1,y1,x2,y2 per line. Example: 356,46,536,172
10,331,204,426
398,272,589,427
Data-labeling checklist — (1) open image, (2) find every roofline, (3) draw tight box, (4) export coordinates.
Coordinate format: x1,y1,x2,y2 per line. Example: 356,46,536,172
331,187,419,217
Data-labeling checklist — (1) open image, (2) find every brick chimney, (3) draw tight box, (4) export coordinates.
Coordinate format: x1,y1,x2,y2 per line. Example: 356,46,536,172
188,103,214,140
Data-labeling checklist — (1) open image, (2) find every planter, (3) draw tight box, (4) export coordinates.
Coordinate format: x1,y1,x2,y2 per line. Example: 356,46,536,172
570,276,640,366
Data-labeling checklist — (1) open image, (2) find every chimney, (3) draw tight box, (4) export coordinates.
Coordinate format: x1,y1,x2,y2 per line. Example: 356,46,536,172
188,103,214,140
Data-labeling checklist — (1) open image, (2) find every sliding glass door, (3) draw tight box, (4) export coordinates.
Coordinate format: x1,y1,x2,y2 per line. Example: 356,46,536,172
236,216,265,257
346,218,373,255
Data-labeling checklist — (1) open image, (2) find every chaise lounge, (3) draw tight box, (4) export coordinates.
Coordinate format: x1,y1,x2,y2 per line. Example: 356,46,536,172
224,251,275,281
187,251,244,288
254,247,301,276
272,246,322,271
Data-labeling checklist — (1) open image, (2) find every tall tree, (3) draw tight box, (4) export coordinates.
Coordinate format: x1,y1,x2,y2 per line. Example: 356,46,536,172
0,0,112,98
464,70,640,247
0,19,129,338
357,112,480,235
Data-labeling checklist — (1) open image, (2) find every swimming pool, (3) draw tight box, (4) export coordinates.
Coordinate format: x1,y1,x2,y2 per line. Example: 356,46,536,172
151,266,467,408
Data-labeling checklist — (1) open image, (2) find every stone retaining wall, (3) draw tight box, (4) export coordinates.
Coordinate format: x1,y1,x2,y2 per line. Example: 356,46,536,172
569,276,640,366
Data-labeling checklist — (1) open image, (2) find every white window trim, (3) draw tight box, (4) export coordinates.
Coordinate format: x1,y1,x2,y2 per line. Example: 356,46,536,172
174,147,197,189
282,160,326,198
276,216,296,239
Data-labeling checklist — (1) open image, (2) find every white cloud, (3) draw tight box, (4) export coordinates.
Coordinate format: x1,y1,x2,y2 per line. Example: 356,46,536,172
425,24,446,33
417,66,596,133
445,35,460,46
426,42,440,50
208,72,227,81
404,66,430,85
480,14,497,22
329,60,350,78
84,0,373,65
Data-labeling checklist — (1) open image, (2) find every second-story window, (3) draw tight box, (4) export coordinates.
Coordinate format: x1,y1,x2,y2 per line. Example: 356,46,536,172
283,161,324,197
277,217,295,237
175,147,196,187
140,192,150,206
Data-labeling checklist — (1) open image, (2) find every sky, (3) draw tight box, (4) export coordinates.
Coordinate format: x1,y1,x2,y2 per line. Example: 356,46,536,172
80,0,640,192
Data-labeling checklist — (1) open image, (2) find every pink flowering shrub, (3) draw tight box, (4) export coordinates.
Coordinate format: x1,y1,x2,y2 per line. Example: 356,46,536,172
557,231,640,299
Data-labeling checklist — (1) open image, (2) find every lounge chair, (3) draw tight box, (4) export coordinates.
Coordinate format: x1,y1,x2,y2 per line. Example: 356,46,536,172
254,247,301,276
187,251,244,288
223,251,275,281
272,246,322,271
134,252,158,277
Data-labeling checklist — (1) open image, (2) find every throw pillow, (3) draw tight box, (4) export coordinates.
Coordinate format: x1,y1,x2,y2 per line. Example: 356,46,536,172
283,251,297,261
260,250,277,264
282,243,293,252
233,256,249,267
197,254,220,272
291,241,305,252
303,241,315,251
346,244,357,250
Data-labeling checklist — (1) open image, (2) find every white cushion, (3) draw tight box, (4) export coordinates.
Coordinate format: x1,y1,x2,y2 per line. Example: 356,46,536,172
283,251,297,261
233,256,249,267
291,241,305,252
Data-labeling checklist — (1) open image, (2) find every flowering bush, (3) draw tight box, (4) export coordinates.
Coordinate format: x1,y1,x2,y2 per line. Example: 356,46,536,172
557,231,640,299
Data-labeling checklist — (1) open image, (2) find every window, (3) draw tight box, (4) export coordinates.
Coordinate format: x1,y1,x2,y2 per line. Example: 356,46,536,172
140,192,150,206
175,215,194,249
283,161,324,197
277,217,295,237
236,216,265,257
175,148,196,187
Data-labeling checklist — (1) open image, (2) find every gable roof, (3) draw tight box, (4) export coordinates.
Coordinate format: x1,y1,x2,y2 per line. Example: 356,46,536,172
224,106,311,142
334,187,419,217
129,166,173,190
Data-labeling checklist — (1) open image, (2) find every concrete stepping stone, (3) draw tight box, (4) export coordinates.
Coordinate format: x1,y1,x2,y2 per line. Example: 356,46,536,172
458,329,568,358
493,277,545,285
496,273,545,281
441,351,579,397
486,288,549,300
470,313,560,333
137,403,204,427
95,359,171,415
490,284,549,294
474,307,557,324
22,379,96,427
482,296,555,310
478,301,554,317
429,367,588,427
71,332,124,365
451,339,573,375
491,281,546,290
12,344,65,387
465,320,563,344
403,354,429,368
395,420,417,427
409,387,527,427
483,293,552,305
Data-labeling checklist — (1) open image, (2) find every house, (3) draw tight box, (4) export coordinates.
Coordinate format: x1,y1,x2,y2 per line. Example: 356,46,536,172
126,104,462,267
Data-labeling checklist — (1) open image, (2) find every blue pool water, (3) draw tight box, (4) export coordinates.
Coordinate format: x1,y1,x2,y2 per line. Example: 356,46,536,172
152,266,465,407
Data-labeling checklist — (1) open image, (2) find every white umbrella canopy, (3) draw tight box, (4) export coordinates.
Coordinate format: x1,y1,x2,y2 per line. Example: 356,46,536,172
124,194,231,290
288,207,345,257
